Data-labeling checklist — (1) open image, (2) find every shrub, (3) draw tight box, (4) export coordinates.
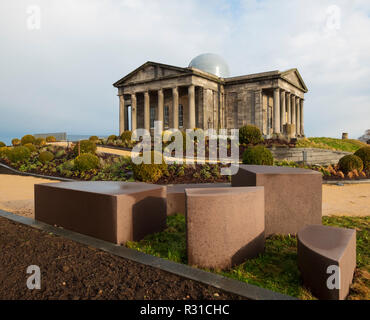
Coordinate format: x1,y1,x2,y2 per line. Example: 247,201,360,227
132,151,168,183
35,137,46,146
89,135,99,142
21,134,35,145
242,146,274,165
239,125,263,145
120,131,132,143
11,138,21,146
7,146,31,163
39,151,54,163
74,153,100,171
0,147,11,159
354,147,370,172
108,135,117,141
338,154,363,174
46,136,56,142
73,140,97,155
24,143,37,152
0,141,5,147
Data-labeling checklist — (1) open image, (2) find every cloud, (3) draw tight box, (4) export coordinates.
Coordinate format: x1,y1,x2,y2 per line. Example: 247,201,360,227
0,0,369,139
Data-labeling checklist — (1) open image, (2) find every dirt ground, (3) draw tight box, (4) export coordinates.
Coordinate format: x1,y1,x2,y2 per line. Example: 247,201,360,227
0,216,241,300
0,174,369,218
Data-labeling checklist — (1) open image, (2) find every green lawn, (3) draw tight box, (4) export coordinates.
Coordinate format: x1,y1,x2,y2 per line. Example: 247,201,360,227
296,137,367,153
127,215,369,300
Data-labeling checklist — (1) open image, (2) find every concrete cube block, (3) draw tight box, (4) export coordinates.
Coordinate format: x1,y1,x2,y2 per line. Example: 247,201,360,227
232,165,322,236
298,225,356,300
35,181,166,244
185,187,265,270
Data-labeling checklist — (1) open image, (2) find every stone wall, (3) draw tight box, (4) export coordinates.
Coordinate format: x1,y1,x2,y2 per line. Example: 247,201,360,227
269,147,351,166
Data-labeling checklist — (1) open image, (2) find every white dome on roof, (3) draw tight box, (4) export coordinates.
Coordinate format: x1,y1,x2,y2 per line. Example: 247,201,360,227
188,53,230,78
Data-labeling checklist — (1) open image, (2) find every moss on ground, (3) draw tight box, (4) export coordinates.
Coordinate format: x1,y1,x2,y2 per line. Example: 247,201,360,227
127,215,369,300
296,137,367,153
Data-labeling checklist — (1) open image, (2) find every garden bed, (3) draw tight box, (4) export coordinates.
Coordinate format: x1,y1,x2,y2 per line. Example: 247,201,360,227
0,215,242,300
127,215,369,300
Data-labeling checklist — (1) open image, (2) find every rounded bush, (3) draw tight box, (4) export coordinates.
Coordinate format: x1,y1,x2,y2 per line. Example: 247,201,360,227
35,137,46,146
239,125,263,145
132,151,168,183
46,136,56,142
39,151,54,163
242,146,274,165
11,138,21,146
24,143,37,153
354,147,370,172
73,140,97,155
74,153,100,171
89,135,99,142
7,146,31,163
0,141,5,147
108,135,117,141
0,147,11,158
338,154,363,174
21,135,35,145
120,131,132,142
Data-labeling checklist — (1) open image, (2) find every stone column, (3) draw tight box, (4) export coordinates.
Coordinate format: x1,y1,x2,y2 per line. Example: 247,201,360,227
131,93,137,131
157,89,164,131
144,91,150,131
172,87,179,129
291,95,296,133
286,92,291,124
273,88,281,134
280,90,286,133
119,95,125,135
188,85,196,129
296,97,301,136
300,99,304,136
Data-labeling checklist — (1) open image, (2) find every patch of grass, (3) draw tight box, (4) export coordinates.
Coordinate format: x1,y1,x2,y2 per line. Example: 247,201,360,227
296,137,367,153
127,215,369,300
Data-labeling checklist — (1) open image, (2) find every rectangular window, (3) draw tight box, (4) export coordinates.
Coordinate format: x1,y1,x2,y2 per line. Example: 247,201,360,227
179,104,183,128
150,107,155,128
164,106,169,128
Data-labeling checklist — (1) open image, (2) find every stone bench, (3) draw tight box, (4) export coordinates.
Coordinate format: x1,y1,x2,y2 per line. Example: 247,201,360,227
185,187,265,270
166,183,231,216
232,165,322,236
35,181,166,244
298,225,356,300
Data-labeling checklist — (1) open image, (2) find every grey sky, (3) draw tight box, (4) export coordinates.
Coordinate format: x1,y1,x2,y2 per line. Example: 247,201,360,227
0,0,369,139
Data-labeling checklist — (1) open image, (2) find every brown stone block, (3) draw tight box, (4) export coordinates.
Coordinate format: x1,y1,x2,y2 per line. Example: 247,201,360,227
232,165,322,236
35,181,166,244
185,187,265,270
298,225,356,300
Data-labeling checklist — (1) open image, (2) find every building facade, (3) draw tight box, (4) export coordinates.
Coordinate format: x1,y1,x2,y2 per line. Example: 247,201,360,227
113,55,308,138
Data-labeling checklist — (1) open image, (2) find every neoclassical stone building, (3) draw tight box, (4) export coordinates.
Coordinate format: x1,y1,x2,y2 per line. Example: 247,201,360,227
113,54,308,138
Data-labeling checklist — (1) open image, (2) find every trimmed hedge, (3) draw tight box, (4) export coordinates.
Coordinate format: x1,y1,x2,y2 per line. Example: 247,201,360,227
35,137,46,146
11,138,21,146
132,151,168,183
89,135,99,142
242,146,274,165
39,151,54,163
24,143,37,153
120,131,132,143
0,141,5,148
7,146,31,163
354,147,370,172
239,125,263,145
21,135,35,145
73,140,97,155
338,154,364,174
74,153,100,171
0,147,11,158
46,136,56,142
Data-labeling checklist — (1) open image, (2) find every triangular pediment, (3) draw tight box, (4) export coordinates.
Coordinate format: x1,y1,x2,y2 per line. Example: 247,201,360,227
113,62,189,87
281,69,308,92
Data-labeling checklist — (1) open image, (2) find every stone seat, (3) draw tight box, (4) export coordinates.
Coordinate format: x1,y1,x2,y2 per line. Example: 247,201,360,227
185,187,265,270
298,225,356,300
232,165,322,236
35,181,166,244
166,183,231,216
